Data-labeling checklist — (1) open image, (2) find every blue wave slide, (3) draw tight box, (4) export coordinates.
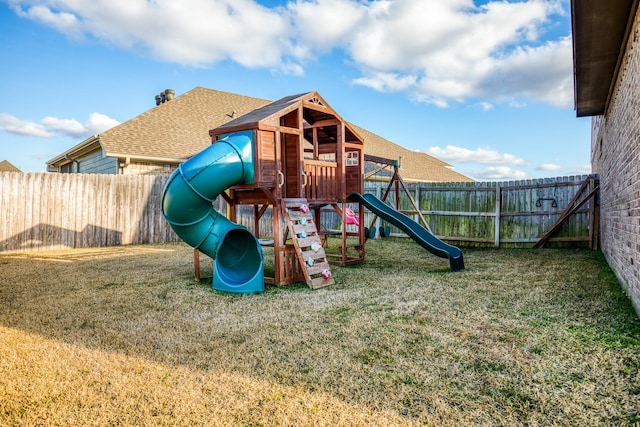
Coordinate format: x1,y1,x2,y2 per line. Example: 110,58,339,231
162,130,264,293
349,192,464,271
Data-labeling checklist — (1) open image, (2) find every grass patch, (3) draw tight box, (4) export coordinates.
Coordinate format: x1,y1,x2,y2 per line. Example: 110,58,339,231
1,240,639,426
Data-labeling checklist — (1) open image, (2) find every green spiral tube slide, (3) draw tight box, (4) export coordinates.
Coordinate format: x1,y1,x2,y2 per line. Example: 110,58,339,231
162,130,264,293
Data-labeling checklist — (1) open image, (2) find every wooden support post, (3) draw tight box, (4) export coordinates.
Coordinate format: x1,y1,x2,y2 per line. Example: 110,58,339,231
588,176,600,250
341,200,347,264
273,199,282,285
193,249,212,282
394,170,400,211
194,249,201,281
494,185,501,248
254,205,260,238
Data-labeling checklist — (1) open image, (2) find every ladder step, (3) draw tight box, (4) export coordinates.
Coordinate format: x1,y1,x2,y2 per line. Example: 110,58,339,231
282,198,334,290
292,222,318,234
310,276,335,289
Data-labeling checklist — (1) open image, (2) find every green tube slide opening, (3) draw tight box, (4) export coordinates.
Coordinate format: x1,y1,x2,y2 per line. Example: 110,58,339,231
213,228,264,293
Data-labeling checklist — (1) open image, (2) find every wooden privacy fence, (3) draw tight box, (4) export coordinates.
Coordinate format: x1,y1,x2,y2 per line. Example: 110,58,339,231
0,172,179,253
0,172,598,253
358,174,599,249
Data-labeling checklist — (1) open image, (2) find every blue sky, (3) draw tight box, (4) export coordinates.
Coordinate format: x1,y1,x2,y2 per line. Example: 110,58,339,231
0,0,591,180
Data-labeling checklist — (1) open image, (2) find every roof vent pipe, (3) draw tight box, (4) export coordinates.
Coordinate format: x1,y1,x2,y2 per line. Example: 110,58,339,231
155,89,175,106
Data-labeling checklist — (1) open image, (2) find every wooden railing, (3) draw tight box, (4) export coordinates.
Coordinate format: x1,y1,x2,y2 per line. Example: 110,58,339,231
304,160,337,202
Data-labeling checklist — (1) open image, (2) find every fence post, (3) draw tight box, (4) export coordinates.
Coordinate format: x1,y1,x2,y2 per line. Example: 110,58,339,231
494,185,501,248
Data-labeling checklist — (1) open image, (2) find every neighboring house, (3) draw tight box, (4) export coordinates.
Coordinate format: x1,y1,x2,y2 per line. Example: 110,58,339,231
47,87,472,182
0,160,21,172
572,0,640,315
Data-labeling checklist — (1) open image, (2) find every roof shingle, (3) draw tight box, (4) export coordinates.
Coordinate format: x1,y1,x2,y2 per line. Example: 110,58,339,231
0,160,21,173
64,87,471,182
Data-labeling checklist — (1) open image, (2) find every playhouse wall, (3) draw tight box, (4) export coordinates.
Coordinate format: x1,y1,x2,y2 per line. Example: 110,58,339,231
590,7,640,317
256,130,277,185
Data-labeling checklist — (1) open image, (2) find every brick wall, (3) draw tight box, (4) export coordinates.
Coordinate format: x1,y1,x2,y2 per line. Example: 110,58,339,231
122,162,177,175
591,9,640,316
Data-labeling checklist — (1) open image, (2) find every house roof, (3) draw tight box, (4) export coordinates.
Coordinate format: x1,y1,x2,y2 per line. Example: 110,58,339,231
0,160,21,172
350,124,473,182
47,87,472,182
101,87,271,161
572,0,639,116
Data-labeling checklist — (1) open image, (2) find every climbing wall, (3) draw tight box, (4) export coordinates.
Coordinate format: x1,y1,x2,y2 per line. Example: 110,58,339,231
282,198,335,289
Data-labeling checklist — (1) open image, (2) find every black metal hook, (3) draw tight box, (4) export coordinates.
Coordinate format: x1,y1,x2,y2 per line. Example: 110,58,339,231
536,198,558,208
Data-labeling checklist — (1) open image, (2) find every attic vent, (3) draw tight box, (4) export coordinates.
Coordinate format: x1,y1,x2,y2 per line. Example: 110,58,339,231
155,88,175,106
309,96,324,106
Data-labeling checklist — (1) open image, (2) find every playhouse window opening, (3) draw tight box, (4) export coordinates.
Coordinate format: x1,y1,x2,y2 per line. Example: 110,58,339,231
346,151,359,166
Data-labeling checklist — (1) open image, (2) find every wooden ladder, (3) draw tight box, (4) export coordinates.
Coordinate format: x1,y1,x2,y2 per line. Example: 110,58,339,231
282,198,335,289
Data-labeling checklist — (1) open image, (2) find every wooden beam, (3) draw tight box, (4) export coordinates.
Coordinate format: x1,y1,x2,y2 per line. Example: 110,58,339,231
303,119,340,128
534,183,599,248
394,170,432,233
259,187,278,206
219,191,232,205
256,204,270,220
364,154,398,166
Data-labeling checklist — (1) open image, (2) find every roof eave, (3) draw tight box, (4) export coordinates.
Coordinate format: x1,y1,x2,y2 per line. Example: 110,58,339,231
572,0,639,117
46,134,101,165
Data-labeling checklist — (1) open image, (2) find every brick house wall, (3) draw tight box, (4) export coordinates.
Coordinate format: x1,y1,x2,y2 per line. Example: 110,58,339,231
121,162,176,175
591,9,640,315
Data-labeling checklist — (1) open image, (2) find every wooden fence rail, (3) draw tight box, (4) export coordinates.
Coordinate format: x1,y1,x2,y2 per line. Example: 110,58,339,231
358,174,598,248
0,172,179,253
0,172,597,253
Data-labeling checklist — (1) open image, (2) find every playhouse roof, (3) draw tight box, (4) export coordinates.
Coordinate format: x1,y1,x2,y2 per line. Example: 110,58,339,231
211,91,366,147
217,92,304,129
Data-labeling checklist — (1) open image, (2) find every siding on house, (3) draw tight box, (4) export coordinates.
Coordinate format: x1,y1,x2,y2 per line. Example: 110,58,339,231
590,8,640,315
77,150,118,174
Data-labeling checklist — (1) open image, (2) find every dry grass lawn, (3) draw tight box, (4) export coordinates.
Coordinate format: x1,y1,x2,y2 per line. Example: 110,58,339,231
1,239,639,426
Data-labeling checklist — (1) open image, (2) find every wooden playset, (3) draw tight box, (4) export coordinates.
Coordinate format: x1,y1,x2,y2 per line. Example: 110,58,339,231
205,91,367,288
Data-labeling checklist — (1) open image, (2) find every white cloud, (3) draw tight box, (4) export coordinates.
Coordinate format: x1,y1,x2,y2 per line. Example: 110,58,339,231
42,116,85,137
85,112,120,134
16,5,83,39
472,166,530,180
477,36,573,107
288,0,366,53
0,112,119,139
536,163,563,172
352,72,417,93
8,0,573,105
11,0,294,71
0,113,52,138
427,145,529,165
575,164,592,175
348,0,571,107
